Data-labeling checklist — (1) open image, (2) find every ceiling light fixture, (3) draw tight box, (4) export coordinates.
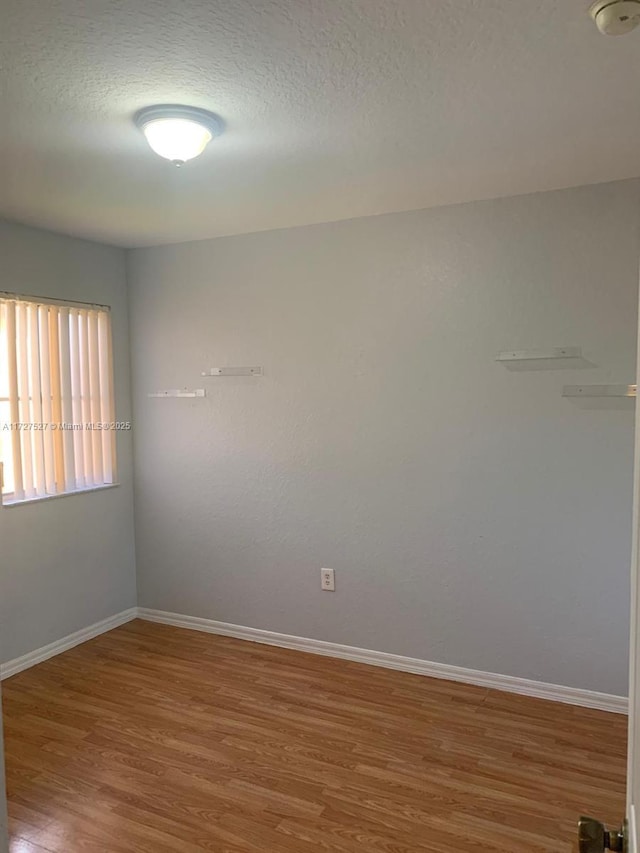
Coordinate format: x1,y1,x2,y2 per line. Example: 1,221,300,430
134,105,224,166
589,0,640,35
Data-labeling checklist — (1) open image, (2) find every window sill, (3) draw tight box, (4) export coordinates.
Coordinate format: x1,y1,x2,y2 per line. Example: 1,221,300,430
2,482,120,508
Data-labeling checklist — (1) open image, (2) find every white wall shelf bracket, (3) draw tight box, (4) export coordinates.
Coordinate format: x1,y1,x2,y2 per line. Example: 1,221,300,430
201,366,263,377
148,389,206,398
496,347,592,371
562,384,636,398
562,384,636,410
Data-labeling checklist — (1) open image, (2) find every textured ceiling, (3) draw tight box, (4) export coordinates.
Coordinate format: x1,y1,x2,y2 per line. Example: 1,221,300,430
2,0,640,247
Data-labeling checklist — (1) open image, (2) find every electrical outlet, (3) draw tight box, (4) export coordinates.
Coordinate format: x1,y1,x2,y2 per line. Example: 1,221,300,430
321,568,335,591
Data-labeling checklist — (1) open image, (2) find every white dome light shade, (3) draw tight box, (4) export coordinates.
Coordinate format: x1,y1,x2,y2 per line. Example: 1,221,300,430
143,118,211,163
134,105,224,165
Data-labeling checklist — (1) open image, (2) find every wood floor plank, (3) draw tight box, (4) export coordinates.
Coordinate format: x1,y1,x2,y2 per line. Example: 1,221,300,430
2,619,627,852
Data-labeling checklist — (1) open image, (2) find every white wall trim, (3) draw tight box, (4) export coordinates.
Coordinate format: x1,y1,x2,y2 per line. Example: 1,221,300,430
0,608,137,680
137,608,628,715
629,805,637,853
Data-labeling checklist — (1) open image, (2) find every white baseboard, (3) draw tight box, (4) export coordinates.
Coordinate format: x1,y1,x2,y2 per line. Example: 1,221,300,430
0,605,628,714
0,608,138,680
137,608,628,715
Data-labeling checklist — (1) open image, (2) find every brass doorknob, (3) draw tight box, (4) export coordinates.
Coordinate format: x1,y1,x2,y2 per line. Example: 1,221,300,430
578,816,627,852
579,816,607,853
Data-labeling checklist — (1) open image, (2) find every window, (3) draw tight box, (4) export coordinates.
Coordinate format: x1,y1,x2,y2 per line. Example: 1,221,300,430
0,294,117,504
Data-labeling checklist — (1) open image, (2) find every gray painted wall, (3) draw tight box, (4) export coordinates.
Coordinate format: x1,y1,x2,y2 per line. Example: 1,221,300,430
126,180,637,696
0,221,137,663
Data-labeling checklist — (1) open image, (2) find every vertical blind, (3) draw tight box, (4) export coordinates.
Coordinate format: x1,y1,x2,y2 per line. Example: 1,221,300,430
0,296,116,502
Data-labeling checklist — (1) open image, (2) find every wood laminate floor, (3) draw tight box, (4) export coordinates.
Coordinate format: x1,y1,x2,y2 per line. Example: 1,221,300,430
2,619,627,852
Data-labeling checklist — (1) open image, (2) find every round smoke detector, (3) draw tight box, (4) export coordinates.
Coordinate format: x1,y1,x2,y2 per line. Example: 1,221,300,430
589,0,640,35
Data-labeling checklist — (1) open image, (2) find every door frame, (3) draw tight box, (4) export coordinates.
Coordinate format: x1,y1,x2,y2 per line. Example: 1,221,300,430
626,258,640,853
0,684,8,853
